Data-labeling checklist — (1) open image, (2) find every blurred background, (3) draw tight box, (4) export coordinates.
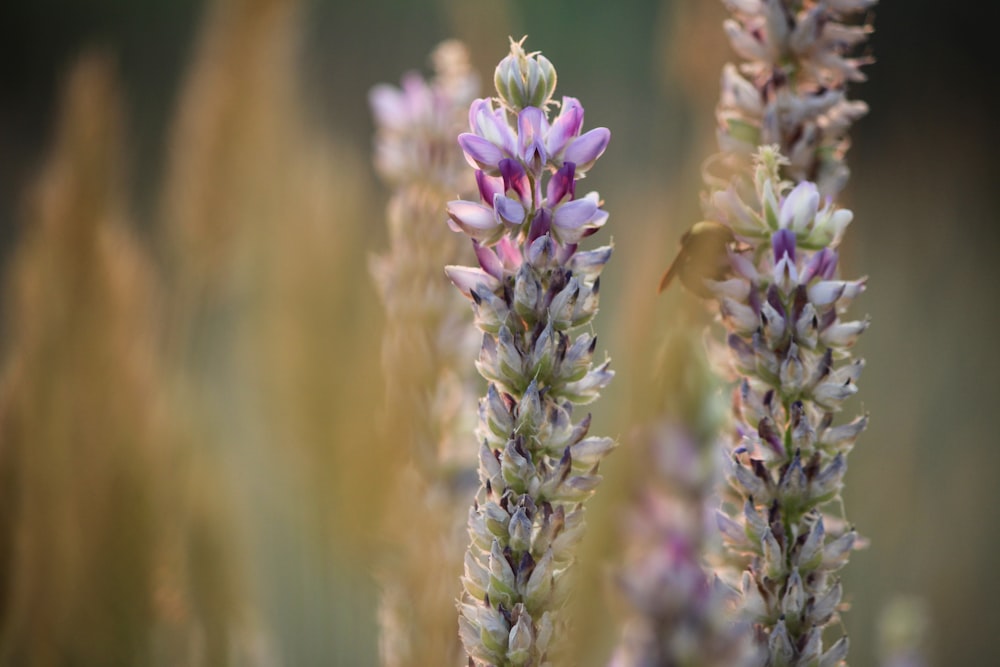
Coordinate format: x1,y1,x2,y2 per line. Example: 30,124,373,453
0,0,996,665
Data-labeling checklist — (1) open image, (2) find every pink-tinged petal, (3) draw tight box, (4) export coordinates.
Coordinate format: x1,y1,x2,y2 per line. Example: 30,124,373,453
495,236,523,270
499,158,530,205
444,265,501,299
447,200,501,241
779,181,819,231
458,134,504,172
546,162,576,206
545,98,583,155
469,98,516,154
493,194,526,226
400,72,432,114
468,98,493,132
476,170,503,205
473,240,505,280
553,198,599,231
563,128,610,173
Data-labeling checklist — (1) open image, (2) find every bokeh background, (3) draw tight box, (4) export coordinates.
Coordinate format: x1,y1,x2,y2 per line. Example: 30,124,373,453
0,0,997,665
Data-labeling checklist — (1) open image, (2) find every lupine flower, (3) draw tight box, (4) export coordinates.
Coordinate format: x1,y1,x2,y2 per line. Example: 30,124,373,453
447,38,615,666
704,146,868,667
370,39,479,193
715,0,876,196
369,41,482,667
609,324,759,667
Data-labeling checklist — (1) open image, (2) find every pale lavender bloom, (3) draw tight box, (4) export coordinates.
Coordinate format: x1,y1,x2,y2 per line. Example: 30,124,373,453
716,1,876,197
448,39,616,667
370,40,478,192
609,421,760,667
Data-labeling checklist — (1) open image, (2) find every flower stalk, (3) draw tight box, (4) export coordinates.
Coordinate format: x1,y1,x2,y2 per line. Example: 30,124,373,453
704,146,868,667
447,38,616,666
715,0,876,197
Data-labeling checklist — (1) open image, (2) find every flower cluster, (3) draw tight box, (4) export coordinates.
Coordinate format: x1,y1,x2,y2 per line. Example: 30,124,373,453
609,423,759,667
447,38,616,666
370,40,479,193
716,0,876,196
706,147,868,666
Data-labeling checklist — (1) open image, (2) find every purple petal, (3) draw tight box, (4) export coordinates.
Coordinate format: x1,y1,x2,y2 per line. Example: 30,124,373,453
527,208,552,245
473,240,505,280
444,265,501,298
458,134,503,171
801,248,838,283
547,163,576,206
772,228,797,263
527,234,555,267
476,170,503,205
499,158,530,205
518,107,549,169
469,98,516,155
555,242,578,264
493,194,526,226
563,127,610,172
553,198,599,231
545,97,584,156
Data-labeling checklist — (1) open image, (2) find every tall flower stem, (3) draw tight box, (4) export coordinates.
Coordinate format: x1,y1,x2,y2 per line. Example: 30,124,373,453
446,38,616,666
715,0,876,197
676,4,878,664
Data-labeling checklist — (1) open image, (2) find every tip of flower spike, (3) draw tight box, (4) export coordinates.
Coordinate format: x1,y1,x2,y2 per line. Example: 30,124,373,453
494,36,557,112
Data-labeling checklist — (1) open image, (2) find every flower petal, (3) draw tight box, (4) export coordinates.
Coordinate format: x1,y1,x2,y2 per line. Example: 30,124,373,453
445,265,501,298
779,181,820,231
458,133,504,172
545,97,583,156
552,198,599,230
546,162,575,206
476,170,503,205
563,127,610,173
473,241,505,280
494,194,526,226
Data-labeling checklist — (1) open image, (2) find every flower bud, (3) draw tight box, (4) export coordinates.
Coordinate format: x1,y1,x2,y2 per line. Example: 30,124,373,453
494,37,557,112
